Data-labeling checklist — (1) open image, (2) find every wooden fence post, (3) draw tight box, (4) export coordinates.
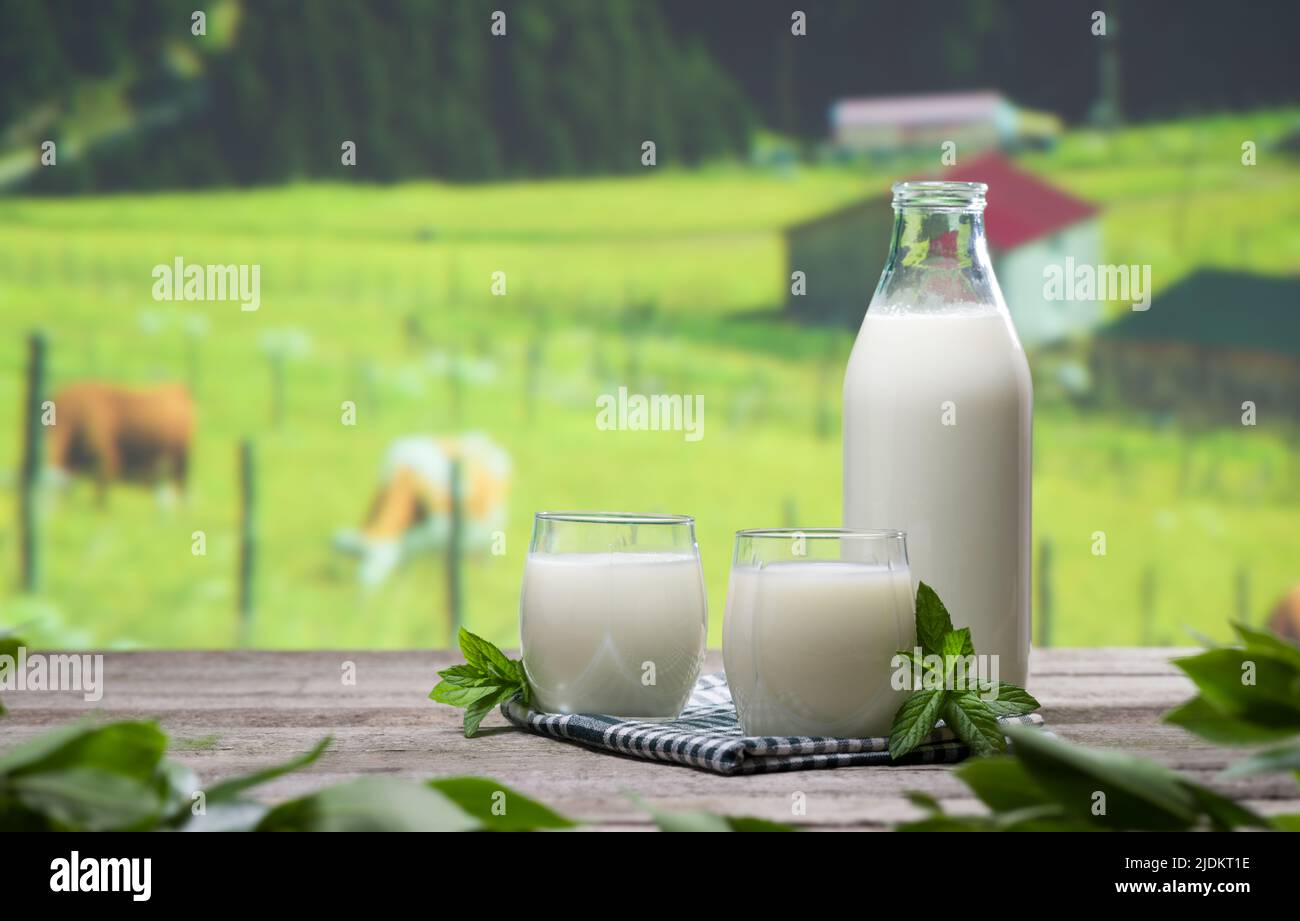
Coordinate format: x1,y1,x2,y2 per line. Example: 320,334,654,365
1235,565,1251,623
18,332,47,592
1139,565,1157,646
446,457,464,645
448,348,463,429
237,440,257,646
269,353,285,429
1036,538,1053,648
525,331,543,424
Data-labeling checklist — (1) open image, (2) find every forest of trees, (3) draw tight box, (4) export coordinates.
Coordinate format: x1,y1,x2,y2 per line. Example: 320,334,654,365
6,0,754,190
2,0,1297,191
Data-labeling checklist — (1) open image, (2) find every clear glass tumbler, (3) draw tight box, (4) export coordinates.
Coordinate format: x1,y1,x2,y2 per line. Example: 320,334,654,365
520,512,706,718
723,528,915,737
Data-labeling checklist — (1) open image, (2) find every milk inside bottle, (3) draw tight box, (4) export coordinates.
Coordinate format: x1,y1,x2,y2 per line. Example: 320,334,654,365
843,181,1033,685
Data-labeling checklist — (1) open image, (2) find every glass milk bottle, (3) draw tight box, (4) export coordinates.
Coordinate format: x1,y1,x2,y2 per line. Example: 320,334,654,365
843,181,1032,686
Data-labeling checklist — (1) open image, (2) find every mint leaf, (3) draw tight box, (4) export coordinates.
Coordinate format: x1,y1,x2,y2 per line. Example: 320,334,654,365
435,663,500,688
914,582,954,655
723,816,798,832
1003,724,1202,830
429,776,575,830
941,629,970,659
203,736,332,803
628,793,798,832
905,790,943,813
941,629,975,683
462,686,515,738
0,719,166,779
1172,648,1300,728
1182,780,1270,831
888,688,947,760
1229,621,1300,668
256,778,481,832
1221,743,1300,779
0,636,22,715
978,682,1040,718
1271,813,1300,831
1163,694,1298,745
955,756,1052,811
431,682,507,709
513,660,532,707
942,693,1005,756
430,631,533,736
458,628,518,683
8,767,164,831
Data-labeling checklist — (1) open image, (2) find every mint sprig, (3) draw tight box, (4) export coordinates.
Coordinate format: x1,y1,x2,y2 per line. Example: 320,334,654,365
429,628,531,738
887,582,1040,760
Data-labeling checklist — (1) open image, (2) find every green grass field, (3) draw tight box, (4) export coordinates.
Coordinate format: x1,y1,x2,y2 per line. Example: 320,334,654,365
1,109,1297,650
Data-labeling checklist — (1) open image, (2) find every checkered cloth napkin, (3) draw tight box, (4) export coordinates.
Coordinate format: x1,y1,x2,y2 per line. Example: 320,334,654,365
501,673,1044,775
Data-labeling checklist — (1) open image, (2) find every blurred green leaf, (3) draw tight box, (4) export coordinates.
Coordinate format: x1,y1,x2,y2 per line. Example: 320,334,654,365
1004,725,1200,830
1171,648,1300,729
203,736,331,803
723,816,798,832
256,777,481,832
0,636,22,715
155,758,202,822
176,800,270,833
630,794,797,832
428,776,574,831
0,719,166,780
1164,695,1299,745
1230,623,1300,669
8,767,163,831
1270,813,1300,832
955,757,1052,812
1182,780,1270,831
1221,743,1300,779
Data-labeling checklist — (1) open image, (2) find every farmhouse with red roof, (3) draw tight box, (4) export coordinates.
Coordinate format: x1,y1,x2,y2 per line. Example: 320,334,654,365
785,152,1102,347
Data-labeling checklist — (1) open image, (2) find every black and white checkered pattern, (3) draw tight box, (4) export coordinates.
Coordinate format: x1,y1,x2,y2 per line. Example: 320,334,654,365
502,673,1044,775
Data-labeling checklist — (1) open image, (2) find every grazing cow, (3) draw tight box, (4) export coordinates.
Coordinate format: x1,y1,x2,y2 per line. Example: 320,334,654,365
1266,585,1300,645
334,434,511,586
46,382,194,501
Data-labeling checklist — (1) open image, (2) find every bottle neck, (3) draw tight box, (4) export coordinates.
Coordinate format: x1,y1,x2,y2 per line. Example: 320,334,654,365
872,205,1002,314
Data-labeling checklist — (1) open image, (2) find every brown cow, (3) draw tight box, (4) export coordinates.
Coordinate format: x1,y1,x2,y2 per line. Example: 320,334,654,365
46,382,194,502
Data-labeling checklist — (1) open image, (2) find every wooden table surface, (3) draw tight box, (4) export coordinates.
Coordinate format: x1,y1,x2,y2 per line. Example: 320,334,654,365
5,648,1297,830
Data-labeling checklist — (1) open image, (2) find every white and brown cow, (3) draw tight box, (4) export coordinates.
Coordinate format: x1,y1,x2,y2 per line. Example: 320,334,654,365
334,434,511,586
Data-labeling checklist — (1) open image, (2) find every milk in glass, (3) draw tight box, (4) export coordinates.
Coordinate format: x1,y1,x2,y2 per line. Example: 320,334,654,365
520,514,706,718
722,530,915,738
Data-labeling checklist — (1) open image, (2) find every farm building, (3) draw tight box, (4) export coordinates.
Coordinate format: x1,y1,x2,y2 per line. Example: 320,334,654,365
1092,270,1300,421
829,91,1060,157
785,153,1103,347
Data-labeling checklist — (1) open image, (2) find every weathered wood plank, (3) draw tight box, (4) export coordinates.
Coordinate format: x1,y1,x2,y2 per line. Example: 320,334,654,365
2,648,1294,829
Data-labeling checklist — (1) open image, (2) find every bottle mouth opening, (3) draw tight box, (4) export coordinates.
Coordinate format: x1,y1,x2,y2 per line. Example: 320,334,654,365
891,181,987,210
535,511,693,526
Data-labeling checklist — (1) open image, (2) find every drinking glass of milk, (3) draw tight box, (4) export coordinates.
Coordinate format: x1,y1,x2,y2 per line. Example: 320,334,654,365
520,512,707,718
723,529,915,738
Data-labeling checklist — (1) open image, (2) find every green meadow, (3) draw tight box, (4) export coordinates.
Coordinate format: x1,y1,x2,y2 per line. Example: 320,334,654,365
1,110,1297,650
